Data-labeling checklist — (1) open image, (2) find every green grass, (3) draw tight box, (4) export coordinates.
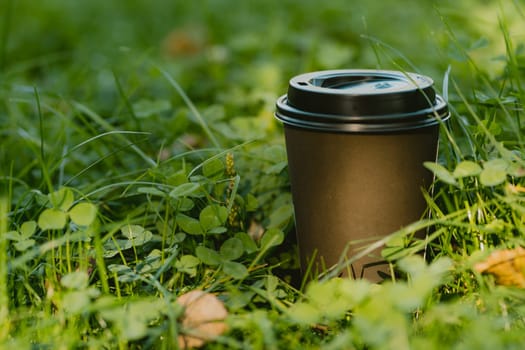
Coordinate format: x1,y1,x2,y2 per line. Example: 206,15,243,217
2,0,525,348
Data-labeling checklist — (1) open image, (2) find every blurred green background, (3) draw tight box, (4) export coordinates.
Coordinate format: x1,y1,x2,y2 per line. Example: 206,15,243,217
2,0,521,96
0,0,524,183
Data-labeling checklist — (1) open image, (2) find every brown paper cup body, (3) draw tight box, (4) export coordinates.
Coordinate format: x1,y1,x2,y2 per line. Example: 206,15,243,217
284,125,438,282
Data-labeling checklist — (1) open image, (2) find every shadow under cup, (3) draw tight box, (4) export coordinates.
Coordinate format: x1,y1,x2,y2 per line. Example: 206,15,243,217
275,70,450,282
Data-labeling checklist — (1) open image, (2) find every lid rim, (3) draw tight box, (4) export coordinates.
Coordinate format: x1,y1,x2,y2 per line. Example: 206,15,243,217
277,115,448,133
275,94,450,133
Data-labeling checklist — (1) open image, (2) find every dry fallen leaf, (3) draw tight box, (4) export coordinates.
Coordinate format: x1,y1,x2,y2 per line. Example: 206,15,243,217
176,290,228,349
161,28,206,57
248,220,264,241
474,247,525,288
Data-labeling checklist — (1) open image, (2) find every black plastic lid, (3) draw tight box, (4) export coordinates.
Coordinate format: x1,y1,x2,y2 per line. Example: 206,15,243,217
275,69,449,133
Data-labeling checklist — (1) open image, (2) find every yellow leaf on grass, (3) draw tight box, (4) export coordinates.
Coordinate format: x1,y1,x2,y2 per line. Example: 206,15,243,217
474,247,525,288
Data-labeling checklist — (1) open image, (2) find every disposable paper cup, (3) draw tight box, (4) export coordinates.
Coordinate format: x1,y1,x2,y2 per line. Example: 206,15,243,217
275,69,449,282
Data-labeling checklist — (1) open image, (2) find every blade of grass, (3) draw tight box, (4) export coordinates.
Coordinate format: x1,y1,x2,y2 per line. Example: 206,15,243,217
438,6,523,147
498,13,523,143
84,180,177,198
69,130,151,154
360,34,420,73
512,0,525,18
93,225,110,294
64,134,152,186
361,34,465,161
451,78,522,163
360,17,382,69
71,101,157,167
0,184,11,340
321,208,470,281
112,69,142,131
155,65,222,149
34,87,54,193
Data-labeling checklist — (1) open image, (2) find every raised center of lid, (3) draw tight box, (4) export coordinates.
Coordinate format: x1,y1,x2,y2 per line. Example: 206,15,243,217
309,74,427,94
